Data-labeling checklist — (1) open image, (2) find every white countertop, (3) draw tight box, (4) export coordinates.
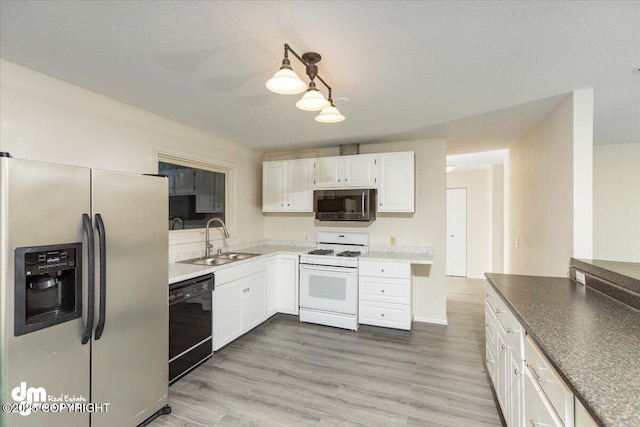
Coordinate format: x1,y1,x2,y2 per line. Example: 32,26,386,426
169,241,434,284
169,244,305,284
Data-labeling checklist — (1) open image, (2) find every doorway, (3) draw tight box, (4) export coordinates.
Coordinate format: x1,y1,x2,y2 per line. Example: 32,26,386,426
447,188,467,277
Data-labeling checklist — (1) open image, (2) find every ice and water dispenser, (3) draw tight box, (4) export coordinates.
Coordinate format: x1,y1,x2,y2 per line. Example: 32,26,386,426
14,243,82,336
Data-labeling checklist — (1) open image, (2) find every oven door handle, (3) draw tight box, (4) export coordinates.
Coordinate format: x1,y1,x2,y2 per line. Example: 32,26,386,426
300,264,358,273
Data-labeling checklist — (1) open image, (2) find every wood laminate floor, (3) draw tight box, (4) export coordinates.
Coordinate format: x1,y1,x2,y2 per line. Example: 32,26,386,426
152,277,502,427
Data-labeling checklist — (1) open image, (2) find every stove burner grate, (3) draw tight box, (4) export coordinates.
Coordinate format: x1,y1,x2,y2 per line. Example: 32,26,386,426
307,249,335,255
337,251,361,257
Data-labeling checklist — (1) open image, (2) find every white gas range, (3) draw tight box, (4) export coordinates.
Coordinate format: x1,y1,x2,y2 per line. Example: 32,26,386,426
299,232,369,331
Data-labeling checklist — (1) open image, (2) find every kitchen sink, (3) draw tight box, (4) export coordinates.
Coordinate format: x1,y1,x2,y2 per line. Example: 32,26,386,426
216,252,257,260
178,252,258,266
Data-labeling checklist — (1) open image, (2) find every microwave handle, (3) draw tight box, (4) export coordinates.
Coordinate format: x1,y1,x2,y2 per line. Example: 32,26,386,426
362,192,365,214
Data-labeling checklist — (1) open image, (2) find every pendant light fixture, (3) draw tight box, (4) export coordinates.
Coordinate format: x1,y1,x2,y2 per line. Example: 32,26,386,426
265,49,307,94
296,81,330,111
266,44,345,123
315,89,345,123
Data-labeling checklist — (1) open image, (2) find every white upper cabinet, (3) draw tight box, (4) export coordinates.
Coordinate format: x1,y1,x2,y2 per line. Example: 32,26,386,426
314,155,378,189
378,151,415,212
288,160,314,211
344,154,378,187
313,156,344,188
263,159,313,212
263,151,414,214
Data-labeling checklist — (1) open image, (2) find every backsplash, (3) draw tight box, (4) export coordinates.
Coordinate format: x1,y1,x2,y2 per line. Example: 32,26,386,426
169,239,433,262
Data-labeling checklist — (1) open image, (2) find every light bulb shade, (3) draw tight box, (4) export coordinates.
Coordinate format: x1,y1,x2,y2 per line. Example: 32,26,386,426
296,88,330,111
265,67,307,95
315,105,345,123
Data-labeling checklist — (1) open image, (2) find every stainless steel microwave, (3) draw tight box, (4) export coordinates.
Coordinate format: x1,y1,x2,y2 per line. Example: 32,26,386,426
314,189,376,221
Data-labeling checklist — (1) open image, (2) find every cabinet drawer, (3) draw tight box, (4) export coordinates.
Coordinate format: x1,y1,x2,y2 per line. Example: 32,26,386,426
525,336,574,426
216,258,266,285
484,301,497,348
359,276,410,304
524,369,563,427
503,308,525,359
359,260,410,279
485,281,500,309
359,301,411,330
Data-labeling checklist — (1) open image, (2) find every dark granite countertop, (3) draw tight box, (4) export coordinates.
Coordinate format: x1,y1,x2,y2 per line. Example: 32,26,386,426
485,273,640,427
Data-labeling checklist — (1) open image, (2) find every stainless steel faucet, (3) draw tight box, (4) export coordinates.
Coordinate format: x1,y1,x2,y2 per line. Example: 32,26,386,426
205,218,230,257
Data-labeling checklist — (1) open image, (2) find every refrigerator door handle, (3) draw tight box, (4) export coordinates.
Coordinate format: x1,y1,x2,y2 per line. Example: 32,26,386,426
81,213,95,345
95,213,107,340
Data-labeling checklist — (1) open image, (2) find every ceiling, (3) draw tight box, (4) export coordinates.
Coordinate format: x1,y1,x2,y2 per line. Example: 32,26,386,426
1,1,639,153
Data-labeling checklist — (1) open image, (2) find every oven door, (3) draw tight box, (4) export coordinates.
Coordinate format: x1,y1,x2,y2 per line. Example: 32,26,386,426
299,264,358,315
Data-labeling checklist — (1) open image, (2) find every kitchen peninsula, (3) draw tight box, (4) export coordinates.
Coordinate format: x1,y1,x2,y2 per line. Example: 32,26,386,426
485,259,640,427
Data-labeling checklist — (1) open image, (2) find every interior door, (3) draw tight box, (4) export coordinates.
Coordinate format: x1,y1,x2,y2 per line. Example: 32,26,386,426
90,169,168,427
1,158,91,427
447,188,467,277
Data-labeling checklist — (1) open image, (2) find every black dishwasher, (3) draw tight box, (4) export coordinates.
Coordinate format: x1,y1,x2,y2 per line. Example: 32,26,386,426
169,274,213,384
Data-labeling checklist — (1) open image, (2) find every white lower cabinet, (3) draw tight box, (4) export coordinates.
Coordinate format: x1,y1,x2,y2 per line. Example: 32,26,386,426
510,348,524,427
241,272,266,332
485,281,525,427
359,261,412,330
486,281,599,427
212,254,299,351
525,336,574,427
524,369,563,427
213,279,243,351
213,259,266,351
267,254,299,315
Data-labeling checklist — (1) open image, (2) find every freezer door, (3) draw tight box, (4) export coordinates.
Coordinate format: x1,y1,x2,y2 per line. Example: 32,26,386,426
0,157,91,427
90,169,168,427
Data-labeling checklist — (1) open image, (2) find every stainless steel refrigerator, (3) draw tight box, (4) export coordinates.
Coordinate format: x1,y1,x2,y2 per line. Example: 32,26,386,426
0,154,169,427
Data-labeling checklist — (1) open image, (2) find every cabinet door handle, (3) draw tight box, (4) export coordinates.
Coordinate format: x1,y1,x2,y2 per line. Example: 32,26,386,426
485,292,490,298
527,364,545,383
381,313,385,317
514,368,521,375
338,179,341,182
486,358,494,364
381,289,385,293
495,308,502,314
507,327,513,334
381,269,385,273
501,344,508,351
485,322,493,328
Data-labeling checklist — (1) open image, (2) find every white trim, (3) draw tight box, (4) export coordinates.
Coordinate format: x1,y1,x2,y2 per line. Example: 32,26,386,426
413,316,448,325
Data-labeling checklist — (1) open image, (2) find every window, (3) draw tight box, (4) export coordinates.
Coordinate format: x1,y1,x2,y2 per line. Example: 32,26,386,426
158,160,227,231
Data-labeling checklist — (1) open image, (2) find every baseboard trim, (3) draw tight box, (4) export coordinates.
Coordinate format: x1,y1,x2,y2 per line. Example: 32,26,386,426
413,316,448,325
